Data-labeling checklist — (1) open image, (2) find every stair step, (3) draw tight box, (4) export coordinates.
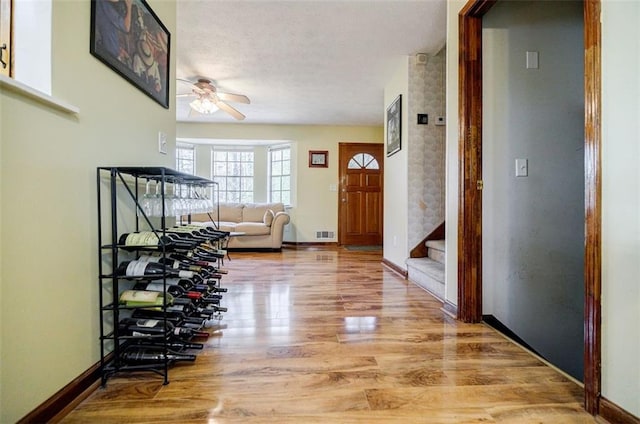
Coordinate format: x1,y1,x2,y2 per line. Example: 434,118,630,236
428,247,445,264
425,239,445,252
406,257,445,301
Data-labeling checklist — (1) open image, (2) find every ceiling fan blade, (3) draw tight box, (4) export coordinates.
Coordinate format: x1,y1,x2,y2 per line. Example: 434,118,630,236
217,92,250,104
216,101,246,120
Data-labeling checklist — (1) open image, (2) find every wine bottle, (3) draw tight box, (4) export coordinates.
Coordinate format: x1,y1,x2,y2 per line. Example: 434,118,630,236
119,318,209,339
172,298,226,315
137,255,213,275
166,227,212,243
192,246,225,259
131,281,220,303
116,260,195,279
120,346,196,364
138,253,222,279
119,290,173,308
118,231,197,251
174,279,222,295
192,225,230,238
163,303,213,319
183,249,220,263
133,340,204,351
209,286,228,293
131,307,206,328
165,252,227,273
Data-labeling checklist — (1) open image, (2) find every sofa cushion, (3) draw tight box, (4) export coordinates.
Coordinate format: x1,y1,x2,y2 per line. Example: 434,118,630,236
263,209,275,226
242,203,270,222
234,222,271,236
218,203,244,223
217,221,239,232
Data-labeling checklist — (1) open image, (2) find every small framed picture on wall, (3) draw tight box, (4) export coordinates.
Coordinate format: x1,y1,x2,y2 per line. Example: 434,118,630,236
309,150,328,168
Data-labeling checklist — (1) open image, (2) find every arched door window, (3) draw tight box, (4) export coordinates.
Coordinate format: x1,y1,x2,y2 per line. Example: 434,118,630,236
347,153,379,170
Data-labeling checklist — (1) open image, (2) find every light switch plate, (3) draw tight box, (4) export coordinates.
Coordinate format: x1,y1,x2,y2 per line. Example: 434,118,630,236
526,51,539,69
515,158,528,177
158,131,167,154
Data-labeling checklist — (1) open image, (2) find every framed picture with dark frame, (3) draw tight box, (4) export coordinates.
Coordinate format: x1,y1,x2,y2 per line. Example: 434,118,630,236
90,0,171,108
386,94,402,157
309,150,328,168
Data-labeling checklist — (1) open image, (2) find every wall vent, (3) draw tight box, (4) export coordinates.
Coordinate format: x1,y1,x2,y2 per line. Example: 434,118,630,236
315,230,335,239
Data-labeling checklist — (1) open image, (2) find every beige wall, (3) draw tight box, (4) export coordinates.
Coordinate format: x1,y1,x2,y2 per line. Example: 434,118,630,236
0,84,4,413
177,123,383,243
0,0,176,421
383,57,410,269
601,0,640,416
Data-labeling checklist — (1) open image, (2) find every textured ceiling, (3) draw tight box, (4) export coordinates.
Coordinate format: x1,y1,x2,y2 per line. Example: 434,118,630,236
176,0,447,126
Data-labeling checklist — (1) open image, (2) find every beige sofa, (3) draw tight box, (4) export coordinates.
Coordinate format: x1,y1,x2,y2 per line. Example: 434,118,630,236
189,202,290,250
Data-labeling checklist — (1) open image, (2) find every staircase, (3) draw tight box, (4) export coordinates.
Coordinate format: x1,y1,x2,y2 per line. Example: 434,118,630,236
406,228,445,301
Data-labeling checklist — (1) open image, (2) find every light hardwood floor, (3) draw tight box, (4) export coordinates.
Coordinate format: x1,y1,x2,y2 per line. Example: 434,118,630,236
61,247,598,423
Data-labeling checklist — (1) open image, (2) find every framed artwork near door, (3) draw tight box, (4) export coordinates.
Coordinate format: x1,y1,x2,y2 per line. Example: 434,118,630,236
309,150,328,168
386,94,402,157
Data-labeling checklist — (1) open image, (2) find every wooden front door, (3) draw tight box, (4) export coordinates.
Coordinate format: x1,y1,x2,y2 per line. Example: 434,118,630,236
338,143,384,245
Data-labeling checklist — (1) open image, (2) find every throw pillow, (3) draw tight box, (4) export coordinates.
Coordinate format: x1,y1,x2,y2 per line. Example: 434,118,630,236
263,209,275,227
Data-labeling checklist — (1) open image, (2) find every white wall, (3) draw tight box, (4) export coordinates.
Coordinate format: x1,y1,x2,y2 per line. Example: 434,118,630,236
13,0,52,93
177,123,383,244
601,0,640,416
481,0,585,381
444,0,466,305
0,0,176,421
383,57,409,269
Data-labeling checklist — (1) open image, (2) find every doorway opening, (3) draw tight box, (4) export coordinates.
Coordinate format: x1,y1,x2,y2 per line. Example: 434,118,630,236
457,0,602,414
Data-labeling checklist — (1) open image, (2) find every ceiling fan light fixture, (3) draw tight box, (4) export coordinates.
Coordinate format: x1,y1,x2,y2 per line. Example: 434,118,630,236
190,96,219,114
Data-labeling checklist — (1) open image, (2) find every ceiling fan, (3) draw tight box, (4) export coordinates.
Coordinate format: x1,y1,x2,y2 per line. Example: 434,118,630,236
177,78,250,120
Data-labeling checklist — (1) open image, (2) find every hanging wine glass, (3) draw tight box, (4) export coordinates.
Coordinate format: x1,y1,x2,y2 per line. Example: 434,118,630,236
163,182,175,217
152,181,163,217
139,180,154,217
194,185,206,213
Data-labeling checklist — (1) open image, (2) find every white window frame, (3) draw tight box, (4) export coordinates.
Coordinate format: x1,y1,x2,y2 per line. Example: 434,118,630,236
176,143,196,175
268,144,292,206
174,143,196,204
211,147,255,204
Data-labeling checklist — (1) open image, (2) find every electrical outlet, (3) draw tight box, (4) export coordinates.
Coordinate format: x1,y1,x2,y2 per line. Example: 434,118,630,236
158,131,167,154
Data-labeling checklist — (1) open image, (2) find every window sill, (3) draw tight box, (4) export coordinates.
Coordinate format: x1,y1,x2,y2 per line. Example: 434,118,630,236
0,75,79,114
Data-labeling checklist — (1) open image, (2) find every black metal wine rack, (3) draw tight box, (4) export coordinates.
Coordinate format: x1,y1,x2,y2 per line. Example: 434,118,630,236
96,166,221,385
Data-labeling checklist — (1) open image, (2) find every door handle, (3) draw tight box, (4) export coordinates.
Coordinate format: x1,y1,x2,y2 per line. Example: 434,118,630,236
0,44,7,69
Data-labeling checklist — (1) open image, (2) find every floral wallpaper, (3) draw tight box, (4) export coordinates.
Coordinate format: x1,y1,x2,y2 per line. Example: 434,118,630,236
406,48,446,250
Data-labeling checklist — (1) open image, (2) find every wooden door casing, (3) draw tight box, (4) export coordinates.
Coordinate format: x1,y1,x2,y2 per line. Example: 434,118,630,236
338,143,384,246
458,0,602,415
0,0,12,77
